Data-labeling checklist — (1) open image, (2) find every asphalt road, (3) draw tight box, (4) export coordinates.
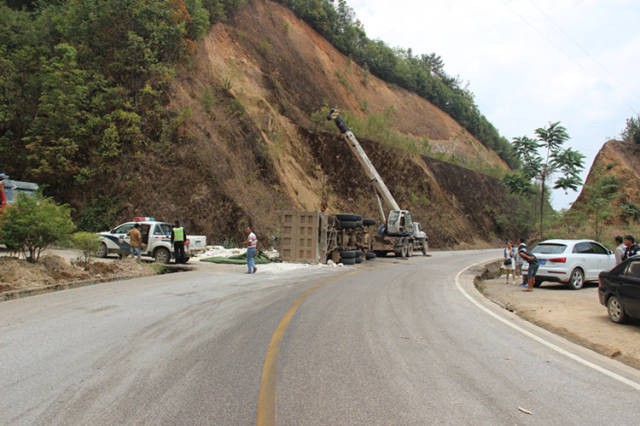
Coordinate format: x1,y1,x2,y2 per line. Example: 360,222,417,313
1,250,640,425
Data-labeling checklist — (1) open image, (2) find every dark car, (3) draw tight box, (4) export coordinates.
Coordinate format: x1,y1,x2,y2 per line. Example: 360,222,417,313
598,255,640,323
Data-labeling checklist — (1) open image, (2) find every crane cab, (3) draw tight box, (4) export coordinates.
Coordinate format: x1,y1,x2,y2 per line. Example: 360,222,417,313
386,210,413,236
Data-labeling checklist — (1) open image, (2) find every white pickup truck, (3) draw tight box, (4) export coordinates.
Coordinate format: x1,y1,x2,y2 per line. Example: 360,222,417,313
96,218,207,263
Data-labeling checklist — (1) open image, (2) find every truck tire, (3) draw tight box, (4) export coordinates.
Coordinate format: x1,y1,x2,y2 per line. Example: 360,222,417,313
407,243,413,258
338,220,362,229
96,242,108,258
336,213,362,222
341,257,356,265
154,247,171,264
362,218,376,226
365,252,376,260
339,250,357,259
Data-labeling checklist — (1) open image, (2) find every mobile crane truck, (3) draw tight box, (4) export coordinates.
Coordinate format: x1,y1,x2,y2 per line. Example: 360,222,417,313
278,109,427,264
326,108,428,258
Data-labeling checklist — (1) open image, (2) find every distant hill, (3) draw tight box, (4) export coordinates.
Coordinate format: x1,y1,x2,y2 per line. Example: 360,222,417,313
572,139,640,224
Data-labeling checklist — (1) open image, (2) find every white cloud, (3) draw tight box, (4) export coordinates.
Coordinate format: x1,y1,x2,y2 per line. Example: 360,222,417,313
350,0,640,209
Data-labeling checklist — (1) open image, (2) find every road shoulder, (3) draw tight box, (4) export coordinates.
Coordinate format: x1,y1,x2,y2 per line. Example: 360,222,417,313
456,260,640,384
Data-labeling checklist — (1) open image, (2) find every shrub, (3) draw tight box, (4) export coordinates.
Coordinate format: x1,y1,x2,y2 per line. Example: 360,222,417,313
70,232,102,264
0,194,74,262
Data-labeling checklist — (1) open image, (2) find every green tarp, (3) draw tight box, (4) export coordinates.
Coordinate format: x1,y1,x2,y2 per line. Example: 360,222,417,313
200,251,281,265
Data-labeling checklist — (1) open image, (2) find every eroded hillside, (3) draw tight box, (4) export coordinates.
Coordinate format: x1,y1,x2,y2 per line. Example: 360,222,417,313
125,0,511,247
572,140,640,222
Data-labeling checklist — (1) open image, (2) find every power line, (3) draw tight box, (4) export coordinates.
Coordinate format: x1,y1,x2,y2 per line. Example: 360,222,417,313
501,0,638,117
526,0,639,116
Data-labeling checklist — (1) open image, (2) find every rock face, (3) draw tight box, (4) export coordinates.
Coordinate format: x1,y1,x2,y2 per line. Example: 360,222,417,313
573,140,640,223
122,0,511,247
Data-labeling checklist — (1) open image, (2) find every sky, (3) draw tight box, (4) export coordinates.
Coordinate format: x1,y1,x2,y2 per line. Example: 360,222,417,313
348,0,640,210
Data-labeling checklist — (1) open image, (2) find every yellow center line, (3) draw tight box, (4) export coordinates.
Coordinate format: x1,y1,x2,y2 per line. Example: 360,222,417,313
256,264,390,426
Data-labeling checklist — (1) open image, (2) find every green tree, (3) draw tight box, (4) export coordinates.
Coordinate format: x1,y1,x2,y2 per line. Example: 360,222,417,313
622,203,640,223
582,168,619,241
622,115,640,144
0,193,75,262
508,122,585,237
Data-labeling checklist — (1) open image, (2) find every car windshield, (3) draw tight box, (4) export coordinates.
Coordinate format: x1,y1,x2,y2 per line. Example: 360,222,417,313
532,243,567,254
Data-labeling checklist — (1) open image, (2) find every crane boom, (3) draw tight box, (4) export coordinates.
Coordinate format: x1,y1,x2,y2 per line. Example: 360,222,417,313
327,109,400,214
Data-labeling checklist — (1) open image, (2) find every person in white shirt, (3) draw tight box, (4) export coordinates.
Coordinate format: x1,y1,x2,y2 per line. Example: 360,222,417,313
614,235,626,265
243,226,258,274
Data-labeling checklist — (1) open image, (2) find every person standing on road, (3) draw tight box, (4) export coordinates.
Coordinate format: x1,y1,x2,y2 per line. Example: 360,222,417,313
243,226,258,274
171,220,187,264
623,235,640,261
518,238,538,292
503,240,515,284
614,236,626,264
514,240,524,282
127,224,142,261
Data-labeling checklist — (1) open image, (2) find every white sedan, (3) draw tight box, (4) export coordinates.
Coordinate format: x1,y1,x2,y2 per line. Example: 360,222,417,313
521,239,616,290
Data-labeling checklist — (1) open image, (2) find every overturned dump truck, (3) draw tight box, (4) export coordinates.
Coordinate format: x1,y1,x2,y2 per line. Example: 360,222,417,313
279,210,378,264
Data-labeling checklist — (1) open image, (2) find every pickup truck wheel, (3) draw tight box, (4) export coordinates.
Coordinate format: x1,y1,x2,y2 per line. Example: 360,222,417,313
607,295,627,323
154,247,171,264
96,242,108,258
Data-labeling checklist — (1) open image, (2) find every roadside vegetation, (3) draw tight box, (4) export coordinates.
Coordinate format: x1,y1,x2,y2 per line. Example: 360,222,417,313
0,0,245,230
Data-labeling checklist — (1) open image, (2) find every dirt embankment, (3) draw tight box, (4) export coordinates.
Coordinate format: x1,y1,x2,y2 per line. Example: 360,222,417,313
106,0,514,248
479,265,640,369
0,255,157,295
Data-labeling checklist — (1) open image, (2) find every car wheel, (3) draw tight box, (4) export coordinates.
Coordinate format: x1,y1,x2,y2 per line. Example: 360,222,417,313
534,279,543,288
96,242,108,258
154,247,171,264
567,268,584,290
607,295,627,324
